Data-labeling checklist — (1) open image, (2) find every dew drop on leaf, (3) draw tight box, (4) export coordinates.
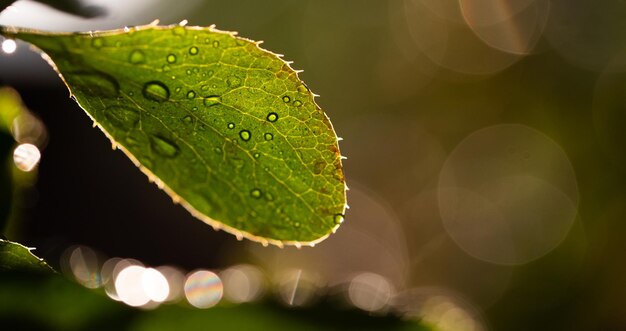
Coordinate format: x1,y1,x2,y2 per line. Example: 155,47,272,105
227,123,235,129
293,100,302,107
189,46,199,55
142,81,170,102
203,95,221,107
282,96,290,103
266,112,278,122
151,135,179,158
187,90,196,99
334,214,345,225
166,54,177,63
239,130,251,141
104,105,139,129
182,115,193,124
91,37,103,48
264,133,273,141
250,188,262,199
128,49,146,64
212,40,220,48
253,152,260,158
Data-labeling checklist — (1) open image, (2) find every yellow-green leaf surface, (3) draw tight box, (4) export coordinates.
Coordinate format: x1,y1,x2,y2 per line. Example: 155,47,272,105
1,23,346,247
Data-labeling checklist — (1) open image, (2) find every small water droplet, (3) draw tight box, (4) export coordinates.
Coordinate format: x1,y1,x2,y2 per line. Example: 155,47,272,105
212,40,220,48
142,81,170,102
186,69,192,75
214,147,222,153
162,65,171,72
334,214,345,224
239,130,251,141
187,90,196,99
267,112,278,122
189,46,199,55
175,87,181,93
129,91,134,96
282,96,290,103
264,133,273,141
128,49,146,64
265,192,274,201
294,222,300,228
253,152,260,158
151,135,179,158
250,188,262,199
91,37,104,48
182,115,193,124
293,100,302,107
227,76,241,88
192,107,198,111
166,54,177,63
297,84,308,93
227,123,235,129
203,95,221,107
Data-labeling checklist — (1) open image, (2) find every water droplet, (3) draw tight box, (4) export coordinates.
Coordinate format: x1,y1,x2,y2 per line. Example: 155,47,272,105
203,95,221,107
253,152,260,158
189,46,199,55
297,84,308,93
264,133,273,141
175,87,181,93
151,135,179,158
214,147,222,153
166,54,177,63
187,90,196,99
91,37,104,48
267,112,278,122
192,107,198,111
293,100,302,107
142,81,170,102
227,76,241,88
212,40,220,48
227,123,235,129
104,105,139,129
294,222,300,228
182,115,193,124
73,71,119,97
239,130,251,141
186,69,192,75
250,189,262,199
128,49,145,64
334,214,345,225
172,25,186,36
162,65,171,72
282,96,290,103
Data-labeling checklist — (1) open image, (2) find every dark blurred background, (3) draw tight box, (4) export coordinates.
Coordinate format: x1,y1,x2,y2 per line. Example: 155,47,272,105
2,0,626,330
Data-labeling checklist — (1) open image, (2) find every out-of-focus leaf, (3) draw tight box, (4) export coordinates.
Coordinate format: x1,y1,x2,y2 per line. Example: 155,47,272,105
1,24,347,247
0,239,54,273
0,0,104,17
0,87,21,232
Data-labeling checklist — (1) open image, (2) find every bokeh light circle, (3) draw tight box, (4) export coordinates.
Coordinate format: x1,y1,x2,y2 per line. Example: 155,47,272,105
438,124,579,265
184,270,223,308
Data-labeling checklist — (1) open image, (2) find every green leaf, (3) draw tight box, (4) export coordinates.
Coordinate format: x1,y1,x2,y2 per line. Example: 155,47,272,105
1,24,347,246
0,239,54,273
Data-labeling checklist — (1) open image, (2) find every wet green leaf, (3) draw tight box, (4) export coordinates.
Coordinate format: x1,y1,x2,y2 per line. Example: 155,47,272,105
1,24,346,246
0,239,54,273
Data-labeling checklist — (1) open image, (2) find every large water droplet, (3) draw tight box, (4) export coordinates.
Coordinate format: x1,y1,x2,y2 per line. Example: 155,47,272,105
166,54,177,64
334,214,345,225
73,71,119,98
104,105,139,129
189,46,199,55
151,135,179,158
203,95,221,107
142,81,170,102
250,189,262,199
239,130,251,141
129,50,146,64
267,112,278,122
264,133,273,141
282,96,290,103
227,123,235,129
187,90,196,99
